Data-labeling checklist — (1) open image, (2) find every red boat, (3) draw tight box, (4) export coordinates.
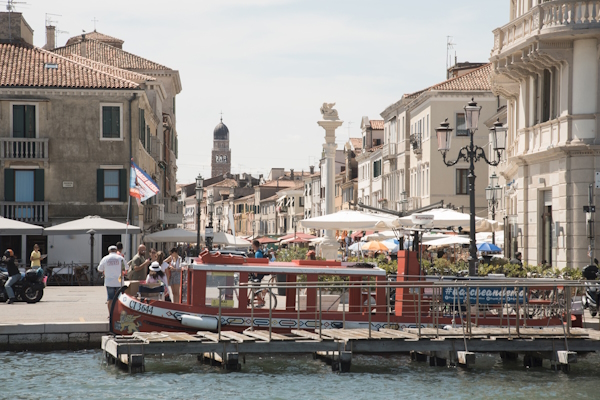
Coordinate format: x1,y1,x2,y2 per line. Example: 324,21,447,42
110,250,567,335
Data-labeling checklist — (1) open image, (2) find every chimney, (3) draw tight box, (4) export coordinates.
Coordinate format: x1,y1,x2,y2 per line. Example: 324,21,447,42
81,34,87,57
290,169,294,180
45,25,55,50
309,165,315,174
0,12,34,46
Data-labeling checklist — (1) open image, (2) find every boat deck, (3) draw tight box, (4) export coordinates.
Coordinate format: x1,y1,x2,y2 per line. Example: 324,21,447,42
101,327,600,373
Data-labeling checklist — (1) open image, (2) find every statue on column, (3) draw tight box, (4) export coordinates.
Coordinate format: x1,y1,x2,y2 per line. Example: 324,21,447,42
320,103,339,120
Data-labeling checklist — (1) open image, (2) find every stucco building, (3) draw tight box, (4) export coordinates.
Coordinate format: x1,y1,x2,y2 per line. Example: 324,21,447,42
489,0,600,268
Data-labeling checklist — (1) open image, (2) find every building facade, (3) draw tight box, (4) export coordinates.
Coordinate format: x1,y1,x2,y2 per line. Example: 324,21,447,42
211,118,231,178
489,0,600,268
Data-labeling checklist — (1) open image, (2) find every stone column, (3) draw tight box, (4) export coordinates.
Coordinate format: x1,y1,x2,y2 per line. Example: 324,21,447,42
317,104,343,260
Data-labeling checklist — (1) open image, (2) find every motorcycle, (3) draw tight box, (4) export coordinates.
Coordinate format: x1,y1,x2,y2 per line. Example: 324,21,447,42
0,268,45,303
582,264,599,317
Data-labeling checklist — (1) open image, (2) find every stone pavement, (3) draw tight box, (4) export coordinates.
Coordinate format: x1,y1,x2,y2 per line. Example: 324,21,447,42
0,286,108,325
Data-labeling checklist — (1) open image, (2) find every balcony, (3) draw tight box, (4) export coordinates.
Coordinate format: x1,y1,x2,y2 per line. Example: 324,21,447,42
492,1,600,57
0,202,48,224
163,212,183,225
382,143,397,160
0,138,49,164
144,204,164,225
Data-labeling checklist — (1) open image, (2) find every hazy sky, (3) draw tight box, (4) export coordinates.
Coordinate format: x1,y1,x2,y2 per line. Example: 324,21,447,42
23,0,508,184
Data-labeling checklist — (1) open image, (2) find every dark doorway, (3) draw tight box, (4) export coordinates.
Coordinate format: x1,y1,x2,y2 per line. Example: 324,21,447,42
101,235,121,258
26,235,47,267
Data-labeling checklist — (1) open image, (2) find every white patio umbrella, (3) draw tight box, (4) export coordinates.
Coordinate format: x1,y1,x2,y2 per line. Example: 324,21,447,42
363,230,403,241
144,228,197,243
212,231,251,246
425,236,471,247
0,216,43,235
44,215,141,235
398,208,499,232
299,210,401,231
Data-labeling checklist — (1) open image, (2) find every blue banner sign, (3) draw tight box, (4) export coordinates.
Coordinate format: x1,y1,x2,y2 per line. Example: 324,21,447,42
442,287,525,305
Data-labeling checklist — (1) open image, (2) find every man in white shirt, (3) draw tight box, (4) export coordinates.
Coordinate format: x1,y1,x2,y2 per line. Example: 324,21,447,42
97,245,126,312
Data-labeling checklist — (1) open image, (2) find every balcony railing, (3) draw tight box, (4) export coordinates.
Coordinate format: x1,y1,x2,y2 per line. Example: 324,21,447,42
382,143,397,159
492,1,600,56
144,204,164,225
0,202,48,224
0,138,49,161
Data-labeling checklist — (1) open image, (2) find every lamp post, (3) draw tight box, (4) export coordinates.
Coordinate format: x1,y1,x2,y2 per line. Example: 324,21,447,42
216,206,222,232
207,194,214,250
87,229,95,286
195,174,204,257
435,99,507,276
485,172,503,245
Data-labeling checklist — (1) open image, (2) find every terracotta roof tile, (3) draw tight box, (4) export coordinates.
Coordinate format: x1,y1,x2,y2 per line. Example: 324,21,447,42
66,31,124,47
53,39,171,71
350,138,362,150
0,43,139,89
430,63,491,91
66,54,155,82
369,120,384,130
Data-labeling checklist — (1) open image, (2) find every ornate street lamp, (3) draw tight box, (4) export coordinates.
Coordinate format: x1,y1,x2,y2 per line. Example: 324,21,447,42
195,174,204,256
485,172,503,245
436,100,507,276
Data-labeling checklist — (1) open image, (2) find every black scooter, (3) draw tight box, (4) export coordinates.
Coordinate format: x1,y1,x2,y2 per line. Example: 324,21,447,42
0,268,45,303
582,264,600,317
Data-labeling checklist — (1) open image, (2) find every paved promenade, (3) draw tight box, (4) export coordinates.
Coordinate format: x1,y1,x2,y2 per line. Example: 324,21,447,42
0,286,108,325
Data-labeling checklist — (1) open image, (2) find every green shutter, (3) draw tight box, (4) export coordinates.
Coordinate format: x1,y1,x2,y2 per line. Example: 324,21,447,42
112,107,120,138
25,105,36,138
13,105,24,138
102,107,110,137
139,109,145,145
34,169,44,201
4,169,15,201
97,169,104,202
119,169,127,202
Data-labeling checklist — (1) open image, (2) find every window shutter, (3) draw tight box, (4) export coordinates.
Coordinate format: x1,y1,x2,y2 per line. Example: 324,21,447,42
25,105,36,138
119,169,127,202
13,105,24,138
112,107,120,137
102,107,110,137
4,169,15,201
97,169,104,202
34,169,44,201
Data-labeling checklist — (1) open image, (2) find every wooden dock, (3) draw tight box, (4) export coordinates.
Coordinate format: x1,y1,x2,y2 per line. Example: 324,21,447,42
101,327,600,373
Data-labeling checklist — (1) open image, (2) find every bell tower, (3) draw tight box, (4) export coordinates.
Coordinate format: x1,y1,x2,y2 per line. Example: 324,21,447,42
211,117,231,178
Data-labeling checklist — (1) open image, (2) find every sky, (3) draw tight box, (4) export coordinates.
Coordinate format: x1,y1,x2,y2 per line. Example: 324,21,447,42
22,0,508,184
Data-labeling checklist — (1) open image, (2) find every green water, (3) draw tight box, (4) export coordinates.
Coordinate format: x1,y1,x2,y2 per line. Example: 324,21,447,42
2,351,599,399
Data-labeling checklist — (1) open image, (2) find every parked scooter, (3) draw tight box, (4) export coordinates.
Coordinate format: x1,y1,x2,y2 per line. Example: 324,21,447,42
582,264,600,317
0,268,45,303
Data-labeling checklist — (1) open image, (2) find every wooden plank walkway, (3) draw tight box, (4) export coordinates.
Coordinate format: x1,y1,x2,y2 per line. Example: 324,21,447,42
101,327,600,373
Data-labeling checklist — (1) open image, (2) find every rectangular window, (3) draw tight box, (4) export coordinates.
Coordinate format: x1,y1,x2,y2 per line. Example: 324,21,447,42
139,109,146,146
456,169,469,195
426,115,429,139
13,105,36,138
102,106,121,139
456,113,468,136
15,170,34,202
104,170,120,200
146,126,151,152
373,160,382,178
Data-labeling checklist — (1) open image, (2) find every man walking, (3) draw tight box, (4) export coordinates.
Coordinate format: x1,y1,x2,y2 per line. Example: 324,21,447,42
128,244,151,281
97,245,126,312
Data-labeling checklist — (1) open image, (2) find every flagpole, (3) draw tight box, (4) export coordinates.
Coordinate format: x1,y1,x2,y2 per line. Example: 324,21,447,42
126,158,133,262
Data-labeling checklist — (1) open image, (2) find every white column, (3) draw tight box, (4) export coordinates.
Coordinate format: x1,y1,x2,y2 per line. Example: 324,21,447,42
317,115,343,260
572,38,598,140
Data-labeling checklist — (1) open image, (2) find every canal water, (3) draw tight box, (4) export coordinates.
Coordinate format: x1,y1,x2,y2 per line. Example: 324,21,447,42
3,350,600,399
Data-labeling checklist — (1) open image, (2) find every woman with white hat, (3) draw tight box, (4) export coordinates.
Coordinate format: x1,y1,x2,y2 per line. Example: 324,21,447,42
146,261,169,293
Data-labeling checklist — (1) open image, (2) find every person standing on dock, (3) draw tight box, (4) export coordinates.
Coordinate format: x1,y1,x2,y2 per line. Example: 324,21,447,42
98,246,127,312
30,244,42,270
127,245,151,281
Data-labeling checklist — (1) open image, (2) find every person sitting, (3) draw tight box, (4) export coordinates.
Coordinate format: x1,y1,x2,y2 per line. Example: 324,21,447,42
2,249,20,304
306,246,316,260
145,261,169,300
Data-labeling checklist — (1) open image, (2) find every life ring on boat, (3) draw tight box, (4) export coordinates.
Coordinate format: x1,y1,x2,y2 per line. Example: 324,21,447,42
180,314,219,331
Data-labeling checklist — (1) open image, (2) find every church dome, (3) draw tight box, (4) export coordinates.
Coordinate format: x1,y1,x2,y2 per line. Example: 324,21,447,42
213,120,229,140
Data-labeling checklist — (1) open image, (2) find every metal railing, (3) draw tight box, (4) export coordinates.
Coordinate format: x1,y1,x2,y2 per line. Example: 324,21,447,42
213,277,595,341
0,138,49,160
382,143,397,159
0,201,48,223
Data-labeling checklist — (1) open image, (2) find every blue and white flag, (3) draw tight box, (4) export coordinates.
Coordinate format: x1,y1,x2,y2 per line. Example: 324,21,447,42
130,161,160,202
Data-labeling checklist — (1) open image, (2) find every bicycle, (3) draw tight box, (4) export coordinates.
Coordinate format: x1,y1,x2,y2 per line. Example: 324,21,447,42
247,274,278,310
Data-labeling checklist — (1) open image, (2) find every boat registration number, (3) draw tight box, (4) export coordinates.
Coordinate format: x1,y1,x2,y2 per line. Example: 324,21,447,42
129,300,155,315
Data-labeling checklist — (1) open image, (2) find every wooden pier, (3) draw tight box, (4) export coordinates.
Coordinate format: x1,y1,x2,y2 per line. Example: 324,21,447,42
101,327,600,373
